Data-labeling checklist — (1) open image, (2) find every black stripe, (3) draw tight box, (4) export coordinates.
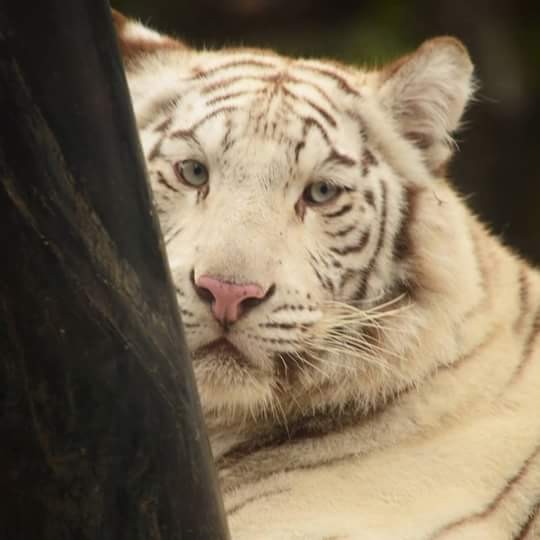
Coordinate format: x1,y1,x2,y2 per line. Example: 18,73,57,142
346,110,368,142
294,141,305,163
285,73,339,112
282,86,337,127
226,487,290,517
200,73,280,96
206,89,254,106
361,148,378,176
339,268,358,290
309,261,333,292
174,286,185,297
172,107,237,136
164,224,183,244
393,184,422,261
513,497,540,539
182,322,201,329
170,128,197,142
329,230,370,256
302,115,331,145
148,137,164,161
325,224,356,238
510,307,540,384
462,226,491,321
331,257,343,268
259,322,298,330
218,392,415,494
153,115,174,133
156,171,179,193
200,75,248,95
221,119,232,151
271,304,316,313
323,149,357,168
514,267,531,332
364,189,375,208
295,63,360,96
198,58,277,79
247,334,301,345
354,180,388,300
429,443,540,539
323,203,353,219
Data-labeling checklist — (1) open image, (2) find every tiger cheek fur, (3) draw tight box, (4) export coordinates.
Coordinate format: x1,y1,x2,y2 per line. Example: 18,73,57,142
114,11,540,540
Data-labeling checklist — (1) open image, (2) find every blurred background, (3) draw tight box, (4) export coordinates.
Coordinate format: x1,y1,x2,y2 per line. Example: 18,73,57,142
113,0,540,264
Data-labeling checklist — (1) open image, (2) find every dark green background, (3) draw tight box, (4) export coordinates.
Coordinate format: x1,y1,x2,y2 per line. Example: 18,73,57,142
113,0,540,264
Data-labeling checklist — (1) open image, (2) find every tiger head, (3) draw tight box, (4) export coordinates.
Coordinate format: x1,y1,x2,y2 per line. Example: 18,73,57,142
113,11,476,427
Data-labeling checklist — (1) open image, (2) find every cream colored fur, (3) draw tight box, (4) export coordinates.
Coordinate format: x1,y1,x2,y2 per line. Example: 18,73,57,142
114,12,540,539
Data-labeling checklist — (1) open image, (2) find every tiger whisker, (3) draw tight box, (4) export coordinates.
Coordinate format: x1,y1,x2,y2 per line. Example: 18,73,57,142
304,349,408,386
305,332,406,364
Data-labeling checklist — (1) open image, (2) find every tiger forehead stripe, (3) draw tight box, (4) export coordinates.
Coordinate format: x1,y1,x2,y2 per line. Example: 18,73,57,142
169,129,199,145
301,116,332,145
199,69,345,116
294,62,361,97
281,86,337,128
285,74,340,112
194,58,279,79
322,150,357,168
171,106,238,136
291,114,350,165
206,89,266,106
153,115,174,134
199,74,274,96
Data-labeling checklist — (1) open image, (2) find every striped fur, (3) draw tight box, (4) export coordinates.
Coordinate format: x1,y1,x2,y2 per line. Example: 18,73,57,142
114,12,540,539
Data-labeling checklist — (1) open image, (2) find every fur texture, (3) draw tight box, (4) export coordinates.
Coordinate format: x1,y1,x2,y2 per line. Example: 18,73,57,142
114,11,540,539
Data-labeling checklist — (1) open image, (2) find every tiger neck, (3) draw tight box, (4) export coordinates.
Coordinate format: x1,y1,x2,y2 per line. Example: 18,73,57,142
207,401,376,461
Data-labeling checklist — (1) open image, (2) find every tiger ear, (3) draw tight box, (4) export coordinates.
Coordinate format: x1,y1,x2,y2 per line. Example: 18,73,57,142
378,37,474,173
111,9,188,64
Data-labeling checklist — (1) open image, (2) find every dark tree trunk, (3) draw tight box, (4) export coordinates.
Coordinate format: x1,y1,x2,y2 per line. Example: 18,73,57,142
0,1,229,539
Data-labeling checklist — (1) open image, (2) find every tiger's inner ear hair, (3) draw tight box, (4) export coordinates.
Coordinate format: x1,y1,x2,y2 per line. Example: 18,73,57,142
111,9,188,64
378,37,475,174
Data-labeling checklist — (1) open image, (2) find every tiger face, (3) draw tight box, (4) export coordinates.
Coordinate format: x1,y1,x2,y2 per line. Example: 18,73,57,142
115,12,474,423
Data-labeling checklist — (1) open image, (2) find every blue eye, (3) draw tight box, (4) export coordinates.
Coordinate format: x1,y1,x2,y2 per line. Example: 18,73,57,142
175,160,209,187
303,181,340,205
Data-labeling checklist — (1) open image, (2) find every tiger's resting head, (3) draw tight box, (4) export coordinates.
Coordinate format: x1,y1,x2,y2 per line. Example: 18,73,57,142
113,11,476,427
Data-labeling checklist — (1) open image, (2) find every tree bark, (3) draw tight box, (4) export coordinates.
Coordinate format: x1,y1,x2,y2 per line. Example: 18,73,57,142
0,1,229,538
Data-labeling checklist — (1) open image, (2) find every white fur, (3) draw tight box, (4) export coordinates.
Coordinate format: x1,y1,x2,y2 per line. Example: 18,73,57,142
114,16,540,538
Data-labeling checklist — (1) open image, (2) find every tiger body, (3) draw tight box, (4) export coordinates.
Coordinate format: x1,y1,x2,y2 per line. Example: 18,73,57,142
114,12,540,539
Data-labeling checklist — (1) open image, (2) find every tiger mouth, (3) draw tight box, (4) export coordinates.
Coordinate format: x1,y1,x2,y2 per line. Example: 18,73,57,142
191,337,251,367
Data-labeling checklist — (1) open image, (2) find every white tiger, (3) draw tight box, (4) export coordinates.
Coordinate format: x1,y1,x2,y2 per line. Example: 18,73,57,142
113,10,540,539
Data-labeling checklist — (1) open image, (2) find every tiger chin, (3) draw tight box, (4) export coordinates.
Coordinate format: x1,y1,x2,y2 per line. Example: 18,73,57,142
113,10,540,540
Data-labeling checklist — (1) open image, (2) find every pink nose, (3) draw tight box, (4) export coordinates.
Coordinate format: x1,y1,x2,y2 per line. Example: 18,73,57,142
195,275,267,325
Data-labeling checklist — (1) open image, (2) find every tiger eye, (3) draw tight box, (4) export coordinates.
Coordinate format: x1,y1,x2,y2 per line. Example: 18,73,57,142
303,181,341,205
174,160,209,188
